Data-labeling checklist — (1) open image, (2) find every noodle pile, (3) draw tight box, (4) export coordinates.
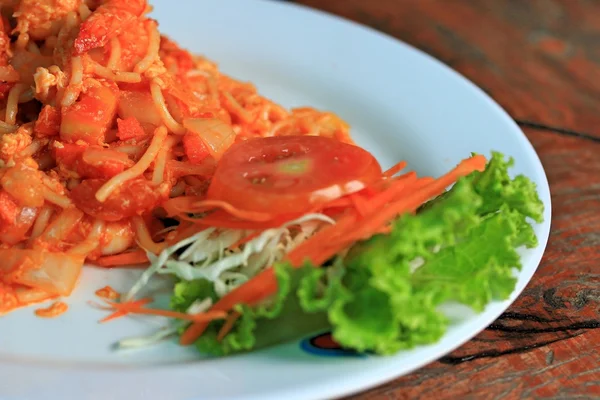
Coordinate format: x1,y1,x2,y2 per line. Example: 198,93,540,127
0,0,351,315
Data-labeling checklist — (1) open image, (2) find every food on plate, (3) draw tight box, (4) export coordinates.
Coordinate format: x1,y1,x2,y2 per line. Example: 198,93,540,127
0,0,350,314
0,0,544,356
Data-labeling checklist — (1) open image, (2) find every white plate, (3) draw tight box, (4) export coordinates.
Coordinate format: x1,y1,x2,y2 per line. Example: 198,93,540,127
0,1,552,399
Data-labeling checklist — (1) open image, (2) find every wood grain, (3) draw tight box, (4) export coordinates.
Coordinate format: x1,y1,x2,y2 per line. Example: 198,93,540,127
291,0,600,398
296,0,600,140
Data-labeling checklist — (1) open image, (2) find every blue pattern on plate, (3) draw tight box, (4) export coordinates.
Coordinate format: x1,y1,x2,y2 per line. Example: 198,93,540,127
300,331,368,358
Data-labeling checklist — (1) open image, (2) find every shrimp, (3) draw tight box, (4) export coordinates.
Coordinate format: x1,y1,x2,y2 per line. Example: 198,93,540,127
0,162,46,207
97,220,134,255
14,0,82,41
73,0,147,55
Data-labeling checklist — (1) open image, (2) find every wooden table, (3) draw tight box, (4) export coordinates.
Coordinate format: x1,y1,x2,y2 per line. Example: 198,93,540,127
293,1,600,398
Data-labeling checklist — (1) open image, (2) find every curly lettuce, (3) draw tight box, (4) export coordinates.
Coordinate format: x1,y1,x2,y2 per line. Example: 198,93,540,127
172,152,545,356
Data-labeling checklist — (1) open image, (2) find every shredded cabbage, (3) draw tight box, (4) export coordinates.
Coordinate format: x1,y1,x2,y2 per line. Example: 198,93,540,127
114,324,183,350
123,213,334,300
114,298,212,350
123,228,216,301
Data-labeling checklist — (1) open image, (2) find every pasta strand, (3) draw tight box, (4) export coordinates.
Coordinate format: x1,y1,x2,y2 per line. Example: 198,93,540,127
95,126,168,202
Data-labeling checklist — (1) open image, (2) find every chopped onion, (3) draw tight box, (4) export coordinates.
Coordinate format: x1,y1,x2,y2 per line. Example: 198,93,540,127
81,146,133,167
1,164,45,207
182,118,236,160
118,90,163,126
1,249,84,296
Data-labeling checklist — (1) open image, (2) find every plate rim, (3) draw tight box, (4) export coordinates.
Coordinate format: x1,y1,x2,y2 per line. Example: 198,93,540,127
0,1,552,399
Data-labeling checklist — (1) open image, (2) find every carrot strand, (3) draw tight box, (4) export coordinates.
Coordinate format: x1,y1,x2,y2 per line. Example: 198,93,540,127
117,307,227,322
93,250,149,267
99,298,153,323
382,160,407,178
314,156,486,253
349,156,486,241
100,298,227,324
216,311,241,342
348,193,369,217
180,268,277,345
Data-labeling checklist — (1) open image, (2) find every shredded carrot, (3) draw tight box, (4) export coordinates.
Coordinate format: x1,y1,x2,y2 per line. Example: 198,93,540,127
366,170,419,195
382,160,407,178
216,311,241,342
95,285,120,300
376,225,393,235
94,250,149,267
348,193,369,217
290,157,485,266
116,306,227,322
180,268,277,345
285,210,360,266
344,155,486,244
99,298,153,323
361,171,419,212
320,196,354,210
35,301,68,318
305,157,486,264
329,179,433,245
100,298,227,324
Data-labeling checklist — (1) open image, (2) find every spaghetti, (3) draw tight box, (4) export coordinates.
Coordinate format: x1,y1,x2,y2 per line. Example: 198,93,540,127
0,0,352,316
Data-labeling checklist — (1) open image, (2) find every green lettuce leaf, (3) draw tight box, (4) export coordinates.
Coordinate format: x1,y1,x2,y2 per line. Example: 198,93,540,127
175,152,545,356
194,264,331,356
170,278,217,313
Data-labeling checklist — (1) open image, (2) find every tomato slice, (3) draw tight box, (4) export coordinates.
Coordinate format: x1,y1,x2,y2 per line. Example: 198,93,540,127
206,136,382,214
